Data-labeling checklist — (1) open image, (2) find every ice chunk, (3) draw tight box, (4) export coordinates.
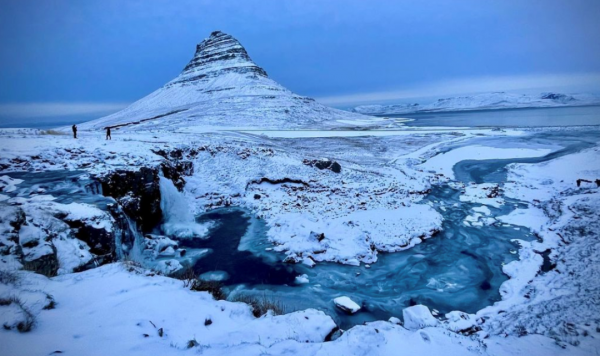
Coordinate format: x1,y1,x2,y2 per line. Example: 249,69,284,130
402,305,439,330
295,274,309,284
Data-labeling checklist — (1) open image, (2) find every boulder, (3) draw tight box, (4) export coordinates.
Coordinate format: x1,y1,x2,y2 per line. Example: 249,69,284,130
402,305,439,330
333,296,361,314
303,158,342,174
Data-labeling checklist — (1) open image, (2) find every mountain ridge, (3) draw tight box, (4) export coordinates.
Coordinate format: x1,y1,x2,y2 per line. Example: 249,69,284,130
352,92,600,116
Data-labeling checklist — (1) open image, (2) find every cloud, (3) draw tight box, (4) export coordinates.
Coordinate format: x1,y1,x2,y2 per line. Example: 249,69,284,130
0,102,130,118
316,73,600,106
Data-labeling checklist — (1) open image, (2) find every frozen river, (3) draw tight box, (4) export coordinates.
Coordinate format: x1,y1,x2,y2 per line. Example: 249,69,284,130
183,129,600,329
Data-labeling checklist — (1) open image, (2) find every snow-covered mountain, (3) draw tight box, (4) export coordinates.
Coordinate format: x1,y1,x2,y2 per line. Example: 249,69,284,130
353,92,600,116
80,31,367,131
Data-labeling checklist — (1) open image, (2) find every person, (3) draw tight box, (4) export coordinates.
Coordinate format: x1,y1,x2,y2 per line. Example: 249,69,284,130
72,124,77,139
105,126,111,140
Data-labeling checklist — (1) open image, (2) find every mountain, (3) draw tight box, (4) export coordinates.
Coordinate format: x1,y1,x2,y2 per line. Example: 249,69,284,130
352,92,600,116
80,31,367,131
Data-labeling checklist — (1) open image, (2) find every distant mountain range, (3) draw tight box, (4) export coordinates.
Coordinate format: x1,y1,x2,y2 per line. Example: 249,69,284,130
80,31,366,131
352,92,600,116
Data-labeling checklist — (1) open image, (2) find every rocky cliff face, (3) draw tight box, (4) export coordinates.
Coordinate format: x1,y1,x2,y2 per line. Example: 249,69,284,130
79,31,367,131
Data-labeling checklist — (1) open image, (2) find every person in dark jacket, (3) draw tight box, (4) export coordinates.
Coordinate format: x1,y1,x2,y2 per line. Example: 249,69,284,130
72,125,77,139
105,126,111,140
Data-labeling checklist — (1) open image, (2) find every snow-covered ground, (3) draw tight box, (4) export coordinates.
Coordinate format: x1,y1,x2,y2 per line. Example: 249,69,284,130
352,92,600,116
1,124,599,355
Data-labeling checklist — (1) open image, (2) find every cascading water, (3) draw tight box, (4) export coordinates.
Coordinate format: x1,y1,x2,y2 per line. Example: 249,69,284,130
158,176,209,238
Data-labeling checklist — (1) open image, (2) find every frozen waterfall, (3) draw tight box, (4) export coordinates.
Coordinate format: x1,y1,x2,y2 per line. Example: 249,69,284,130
159,176,209,238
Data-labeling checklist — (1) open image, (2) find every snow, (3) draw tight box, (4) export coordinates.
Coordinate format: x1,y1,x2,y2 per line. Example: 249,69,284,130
402,305,440,330
497,205,547,231
459,183,505,208
0,175,23,193
267,206,441,265
504,146,600,202
333,296,361,314
1,264,337,356
472,205,491,215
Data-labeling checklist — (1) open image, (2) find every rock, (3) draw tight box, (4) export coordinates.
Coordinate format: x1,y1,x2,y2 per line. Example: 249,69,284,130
160,160,193,191
302,256,316,268
22,244,59,277
156,259,183,275
171,30,268,87
330,162,342,173
309,231,325,242
254,194,261,200
65,220,114,257
389,316,401,325
333,296,361,314
100,167,161,232
402,305,439,330
325,327,344,342
303,158,342,174
315,159,332,170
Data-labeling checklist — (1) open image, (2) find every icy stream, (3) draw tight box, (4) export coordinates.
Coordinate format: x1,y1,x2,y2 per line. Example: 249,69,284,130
4,170,111,208
185,131,600,329
186,186,531,329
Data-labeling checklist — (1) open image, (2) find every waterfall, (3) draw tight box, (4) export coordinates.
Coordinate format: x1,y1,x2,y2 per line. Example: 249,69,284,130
122,213,145,262
110,203,145,262
159,176,209,238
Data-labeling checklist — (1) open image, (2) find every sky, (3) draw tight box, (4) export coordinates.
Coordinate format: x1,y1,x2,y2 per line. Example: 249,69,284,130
1,0,599,123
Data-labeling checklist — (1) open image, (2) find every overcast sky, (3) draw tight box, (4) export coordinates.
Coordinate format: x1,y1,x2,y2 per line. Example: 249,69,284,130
1,0,599,120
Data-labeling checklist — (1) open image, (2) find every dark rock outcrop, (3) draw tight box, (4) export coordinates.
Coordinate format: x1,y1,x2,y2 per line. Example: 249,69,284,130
167,31,269,88
303,159,342,173
100,167,161,232
22,246,59,277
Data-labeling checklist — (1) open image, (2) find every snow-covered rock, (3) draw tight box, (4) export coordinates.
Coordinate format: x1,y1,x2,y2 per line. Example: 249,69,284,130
0,196,114,276
333,296,361,314
402,304,439,330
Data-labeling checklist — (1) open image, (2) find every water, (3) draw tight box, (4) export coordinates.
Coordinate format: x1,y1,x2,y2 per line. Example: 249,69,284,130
177,208,297,285
214,184,530,329
383,105,600,127
452,130,599,183
0,113,102,129
3,170,112,208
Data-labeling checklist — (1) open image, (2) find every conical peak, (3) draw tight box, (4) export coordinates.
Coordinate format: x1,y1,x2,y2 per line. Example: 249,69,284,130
189,31,249,65
168,31,268,87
